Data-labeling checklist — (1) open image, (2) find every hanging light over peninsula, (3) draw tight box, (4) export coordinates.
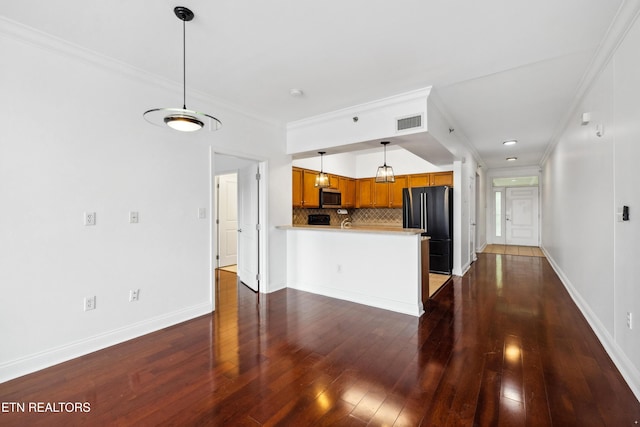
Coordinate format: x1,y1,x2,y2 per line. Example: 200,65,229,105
375,141,395,183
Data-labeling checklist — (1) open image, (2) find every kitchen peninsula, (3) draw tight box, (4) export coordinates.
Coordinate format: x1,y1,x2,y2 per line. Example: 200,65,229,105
279,224,429,316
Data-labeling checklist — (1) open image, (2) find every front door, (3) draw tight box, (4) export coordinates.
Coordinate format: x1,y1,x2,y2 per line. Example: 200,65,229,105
506,187,539,246
237,164,260,292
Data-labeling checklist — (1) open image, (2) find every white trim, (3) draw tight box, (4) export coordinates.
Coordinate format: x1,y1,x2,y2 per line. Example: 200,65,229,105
542,246,640,402
0,303,212,383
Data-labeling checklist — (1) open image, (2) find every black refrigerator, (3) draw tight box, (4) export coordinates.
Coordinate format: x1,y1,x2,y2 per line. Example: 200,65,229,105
402,186,453,274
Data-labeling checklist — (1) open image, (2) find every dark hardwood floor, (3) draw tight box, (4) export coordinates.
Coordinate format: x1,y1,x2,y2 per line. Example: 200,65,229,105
1,254,639,426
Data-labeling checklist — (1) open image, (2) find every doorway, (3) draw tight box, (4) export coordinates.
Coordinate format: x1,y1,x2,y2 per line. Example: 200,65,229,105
214,154,262,293
491,177,539,246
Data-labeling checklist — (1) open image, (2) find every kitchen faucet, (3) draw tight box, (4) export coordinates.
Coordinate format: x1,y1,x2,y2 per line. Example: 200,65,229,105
341,217,352,229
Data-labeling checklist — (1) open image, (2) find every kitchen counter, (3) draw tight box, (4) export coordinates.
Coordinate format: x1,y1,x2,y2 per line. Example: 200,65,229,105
276,224,424,235
281,225,429,316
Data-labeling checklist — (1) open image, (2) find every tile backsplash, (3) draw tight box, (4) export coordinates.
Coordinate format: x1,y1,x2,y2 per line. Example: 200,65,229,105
293,208,403,227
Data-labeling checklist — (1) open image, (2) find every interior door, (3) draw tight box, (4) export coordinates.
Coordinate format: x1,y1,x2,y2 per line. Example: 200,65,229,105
217,174,238,267
237,163,260,292
506,187,539,246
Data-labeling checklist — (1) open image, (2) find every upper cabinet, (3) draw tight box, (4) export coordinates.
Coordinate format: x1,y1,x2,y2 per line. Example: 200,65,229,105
339,177,356,208
302,169,320,208
408,172,453,188
292,167,303,208
389,175,409,208
430,172,454,187
293,168,452,209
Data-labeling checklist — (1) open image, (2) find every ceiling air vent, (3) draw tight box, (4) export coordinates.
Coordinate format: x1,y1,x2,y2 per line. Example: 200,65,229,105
396,114,423,132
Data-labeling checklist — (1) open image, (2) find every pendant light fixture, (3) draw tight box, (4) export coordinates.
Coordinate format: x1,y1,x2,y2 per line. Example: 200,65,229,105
315,152,331,188
143,6,222,132
375,141,395,183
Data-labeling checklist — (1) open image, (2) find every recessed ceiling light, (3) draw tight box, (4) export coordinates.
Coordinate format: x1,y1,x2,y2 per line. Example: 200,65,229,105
503,140,517,146
290,89,304,97
506,157,518,161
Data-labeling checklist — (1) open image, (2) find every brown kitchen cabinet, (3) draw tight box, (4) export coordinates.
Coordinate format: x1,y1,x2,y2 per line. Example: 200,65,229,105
302,169,320,208
356,178,374,208
292,167,303,208
389,175,408,208
328,174,340,190
293,167,452,209
408,171,453,188
357,178,391,208
430,171,454,186
339,177,356,207
373,180,390,207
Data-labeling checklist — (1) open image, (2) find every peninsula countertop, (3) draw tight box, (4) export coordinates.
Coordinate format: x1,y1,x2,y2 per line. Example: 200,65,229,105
277,224,427,236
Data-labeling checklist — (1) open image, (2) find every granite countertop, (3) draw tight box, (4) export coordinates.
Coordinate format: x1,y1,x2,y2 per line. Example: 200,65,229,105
276,224,426,236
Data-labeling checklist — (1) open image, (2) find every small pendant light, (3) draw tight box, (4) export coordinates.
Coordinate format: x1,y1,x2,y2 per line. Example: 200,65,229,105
375,141,395,183
315,152,331,188
143,6,222,132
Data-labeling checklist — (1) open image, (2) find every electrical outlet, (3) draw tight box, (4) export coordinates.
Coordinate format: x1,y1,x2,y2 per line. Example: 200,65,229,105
129,211,139,224
84,296,96,311
627,312,633,330
198,208,207,219
84,212,96,226
129,289,140,302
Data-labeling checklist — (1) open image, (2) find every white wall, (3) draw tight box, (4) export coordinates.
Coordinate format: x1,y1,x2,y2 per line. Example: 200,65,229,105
541,13,640,399
287,88,430,153
293,149,449,179
0,19,287,381
292,152,357,177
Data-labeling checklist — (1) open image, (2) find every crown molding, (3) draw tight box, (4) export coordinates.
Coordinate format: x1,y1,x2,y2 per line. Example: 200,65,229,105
0,16,280,128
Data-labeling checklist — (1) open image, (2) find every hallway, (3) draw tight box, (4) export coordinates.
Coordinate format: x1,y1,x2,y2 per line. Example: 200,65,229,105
1,255,638,425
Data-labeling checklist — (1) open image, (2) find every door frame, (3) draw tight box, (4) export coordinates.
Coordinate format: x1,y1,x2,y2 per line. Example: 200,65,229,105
486,167,542,246
211,150,268,295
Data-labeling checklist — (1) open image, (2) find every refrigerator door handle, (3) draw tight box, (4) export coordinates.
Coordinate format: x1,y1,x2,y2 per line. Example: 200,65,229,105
424,193,428,232
421,193,428,232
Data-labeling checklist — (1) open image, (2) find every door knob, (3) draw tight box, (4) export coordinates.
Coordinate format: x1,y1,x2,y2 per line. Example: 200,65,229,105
238,229,243,232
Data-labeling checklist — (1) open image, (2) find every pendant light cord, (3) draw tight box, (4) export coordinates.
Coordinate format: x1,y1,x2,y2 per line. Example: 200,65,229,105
182,18,187,109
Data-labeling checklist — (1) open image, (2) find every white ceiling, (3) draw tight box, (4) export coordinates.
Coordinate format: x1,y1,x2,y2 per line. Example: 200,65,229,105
2,0,624,169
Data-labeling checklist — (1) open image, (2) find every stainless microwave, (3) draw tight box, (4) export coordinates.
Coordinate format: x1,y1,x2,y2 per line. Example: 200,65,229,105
319,188,341,208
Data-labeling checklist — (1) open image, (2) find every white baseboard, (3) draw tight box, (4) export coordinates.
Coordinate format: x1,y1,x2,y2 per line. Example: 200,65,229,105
542,247,640,402
0,302,213,384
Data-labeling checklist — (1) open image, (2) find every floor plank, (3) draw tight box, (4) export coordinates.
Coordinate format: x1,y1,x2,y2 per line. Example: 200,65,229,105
1,256,639,426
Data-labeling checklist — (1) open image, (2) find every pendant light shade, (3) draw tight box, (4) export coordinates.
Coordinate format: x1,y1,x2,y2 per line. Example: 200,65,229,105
375,141,395,183
315,152,331,188
143,6,222,132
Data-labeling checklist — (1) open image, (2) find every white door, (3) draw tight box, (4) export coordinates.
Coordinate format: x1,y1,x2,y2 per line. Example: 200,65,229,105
506,187,539,246
217,174,238,267
237,164,260,292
